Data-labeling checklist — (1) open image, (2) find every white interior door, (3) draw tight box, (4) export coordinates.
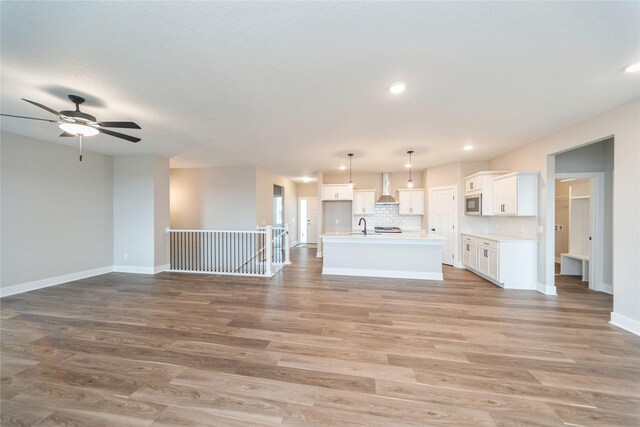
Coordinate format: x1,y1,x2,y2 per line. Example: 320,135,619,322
307,198,318,243
429,187,457,266
299,197,318,244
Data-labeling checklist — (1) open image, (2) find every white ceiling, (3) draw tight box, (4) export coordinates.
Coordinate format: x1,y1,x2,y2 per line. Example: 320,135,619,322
1,2,638,181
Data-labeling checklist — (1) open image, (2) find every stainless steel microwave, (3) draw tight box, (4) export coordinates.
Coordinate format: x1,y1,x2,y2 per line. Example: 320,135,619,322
465,194,482,215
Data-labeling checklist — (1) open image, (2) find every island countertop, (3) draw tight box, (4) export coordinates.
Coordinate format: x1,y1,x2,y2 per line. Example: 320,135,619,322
321,231,444,241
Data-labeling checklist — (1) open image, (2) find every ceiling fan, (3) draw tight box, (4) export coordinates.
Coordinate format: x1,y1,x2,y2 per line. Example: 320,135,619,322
0,95,141,161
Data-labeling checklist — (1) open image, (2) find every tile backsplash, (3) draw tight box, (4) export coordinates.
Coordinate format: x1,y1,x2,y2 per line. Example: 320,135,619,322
351,204,422,231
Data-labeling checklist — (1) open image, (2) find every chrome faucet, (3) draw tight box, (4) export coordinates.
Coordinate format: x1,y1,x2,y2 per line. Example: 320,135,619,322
358,217,367,235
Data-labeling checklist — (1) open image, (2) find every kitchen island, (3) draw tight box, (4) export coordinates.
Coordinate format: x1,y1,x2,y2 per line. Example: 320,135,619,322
321,232,444,280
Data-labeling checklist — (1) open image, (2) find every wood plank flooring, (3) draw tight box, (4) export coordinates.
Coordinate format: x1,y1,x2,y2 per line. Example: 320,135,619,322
1,246,639,426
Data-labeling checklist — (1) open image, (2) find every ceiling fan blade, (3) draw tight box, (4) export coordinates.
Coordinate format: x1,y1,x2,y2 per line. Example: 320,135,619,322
21,98,61,116
98,121,141,129
0,113,58,123
98,127,141,143
60,132,75,137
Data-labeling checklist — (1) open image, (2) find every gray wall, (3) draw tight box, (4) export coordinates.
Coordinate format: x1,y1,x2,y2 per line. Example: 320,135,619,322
1,132,114,288
113,155,170,270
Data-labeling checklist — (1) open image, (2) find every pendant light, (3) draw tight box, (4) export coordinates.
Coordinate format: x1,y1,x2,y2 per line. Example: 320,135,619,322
347,153,354,189
407,150,414,188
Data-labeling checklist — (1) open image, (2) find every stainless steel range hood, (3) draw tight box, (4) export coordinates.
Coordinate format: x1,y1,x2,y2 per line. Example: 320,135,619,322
375,172,399,204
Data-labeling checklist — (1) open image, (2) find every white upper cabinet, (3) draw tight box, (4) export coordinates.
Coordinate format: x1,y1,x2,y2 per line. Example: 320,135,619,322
352,190,376,215
398,189,424,215
322,184,353,201
465,175,483,194
492,172,538,216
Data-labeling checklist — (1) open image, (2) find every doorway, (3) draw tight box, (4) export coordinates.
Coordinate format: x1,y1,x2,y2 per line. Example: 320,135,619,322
554,174,606,292
546,137,613,296
273,185,285,227
428,186,458,266
298,197,318,244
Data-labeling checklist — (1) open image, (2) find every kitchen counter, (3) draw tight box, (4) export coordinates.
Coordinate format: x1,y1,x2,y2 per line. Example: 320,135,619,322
461,232,538,242
321,232,444,280
322,231,445,241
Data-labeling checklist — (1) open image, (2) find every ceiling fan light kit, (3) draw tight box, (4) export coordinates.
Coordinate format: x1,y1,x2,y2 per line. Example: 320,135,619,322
1,94,141,161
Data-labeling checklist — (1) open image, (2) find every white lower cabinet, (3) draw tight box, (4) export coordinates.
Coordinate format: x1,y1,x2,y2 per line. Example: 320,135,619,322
461,233,537,289
462,236,478,270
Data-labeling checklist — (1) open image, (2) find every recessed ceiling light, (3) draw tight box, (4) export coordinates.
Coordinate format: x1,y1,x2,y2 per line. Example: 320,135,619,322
405,163,411,168
625,62,640,73
463,145,474,151
339,165,346,170
302,177,311,183
389,81,407,94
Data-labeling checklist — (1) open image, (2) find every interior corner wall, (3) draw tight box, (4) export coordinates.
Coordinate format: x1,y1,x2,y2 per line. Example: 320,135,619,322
170,166,257,230
255,167,298,242
1,132,114,290
113,156,154,270
154,157,170,268
489,99,640,332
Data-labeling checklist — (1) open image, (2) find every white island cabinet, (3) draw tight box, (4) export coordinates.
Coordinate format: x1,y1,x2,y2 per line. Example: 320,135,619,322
461,233,537,289
321,232,444,280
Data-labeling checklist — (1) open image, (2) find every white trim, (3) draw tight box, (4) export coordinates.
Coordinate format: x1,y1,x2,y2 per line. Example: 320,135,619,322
601,283,613,295
322,267,443,281
289,240,299,248
537,282,558,295
610,312,640,336
154,264,171,274
453,261,465,269
113,265,156,274
0,266,113,298
316,251,323,258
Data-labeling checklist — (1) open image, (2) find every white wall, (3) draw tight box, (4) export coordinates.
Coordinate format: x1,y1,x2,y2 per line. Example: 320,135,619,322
170,166,257,230
1,132,114,289
489,99,639,333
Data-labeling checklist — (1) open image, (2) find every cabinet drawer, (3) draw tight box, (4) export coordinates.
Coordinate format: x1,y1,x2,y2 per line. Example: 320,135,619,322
462,235,478,244
478,238,499,250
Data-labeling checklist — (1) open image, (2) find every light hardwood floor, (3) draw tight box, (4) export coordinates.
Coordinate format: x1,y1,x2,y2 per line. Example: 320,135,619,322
1,246,639,426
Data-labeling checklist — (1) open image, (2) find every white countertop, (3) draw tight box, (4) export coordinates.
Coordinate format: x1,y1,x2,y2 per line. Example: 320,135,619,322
322,231,444,241
462,232,538,242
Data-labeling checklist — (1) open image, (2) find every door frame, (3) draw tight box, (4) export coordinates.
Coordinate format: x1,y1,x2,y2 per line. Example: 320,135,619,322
298,197,318,244
428,185,459,267
554,172,606,293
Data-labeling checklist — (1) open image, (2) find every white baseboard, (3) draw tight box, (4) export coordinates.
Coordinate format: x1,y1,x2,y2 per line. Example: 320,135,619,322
322,267,443,281
537,282,558,295
0,266,113,298
316,251,323,258
610,312,640,336
289,240,299,248
601,282,613,295
154,264,171,274
452,261,465,269
113,265,156,274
